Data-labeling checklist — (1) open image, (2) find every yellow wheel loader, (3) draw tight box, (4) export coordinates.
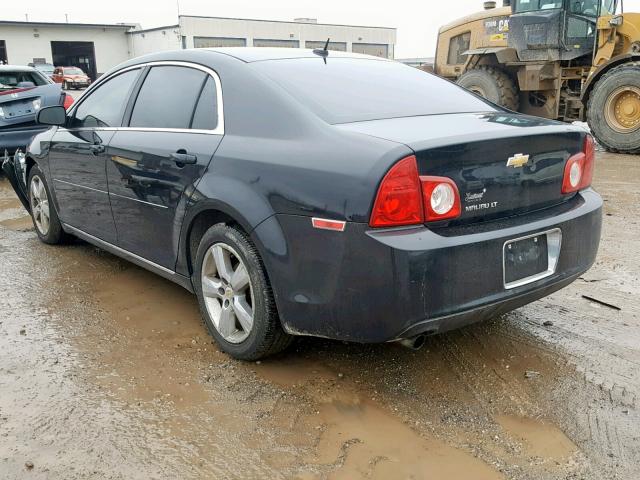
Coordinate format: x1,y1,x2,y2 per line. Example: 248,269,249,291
435,0,640,153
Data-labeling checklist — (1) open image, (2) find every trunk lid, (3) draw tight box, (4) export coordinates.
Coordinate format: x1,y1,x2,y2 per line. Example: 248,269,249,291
337,112,586,225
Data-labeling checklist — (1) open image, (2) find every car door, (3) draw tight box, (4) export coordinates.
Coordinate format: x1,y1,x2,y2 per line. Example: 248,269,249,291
49,68,142,243
106,63,223,269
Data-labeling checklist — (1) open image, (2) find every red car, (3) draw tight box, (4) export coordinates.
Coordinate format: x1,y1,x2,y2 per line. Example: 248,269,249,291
52,66,91,90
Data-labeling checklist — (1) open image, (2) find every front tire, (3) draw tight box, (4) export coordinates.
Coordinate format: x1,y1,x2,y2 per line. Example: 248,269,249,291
193,224,292,360
28,166,68,244
587,62,640,154
457,66,520,111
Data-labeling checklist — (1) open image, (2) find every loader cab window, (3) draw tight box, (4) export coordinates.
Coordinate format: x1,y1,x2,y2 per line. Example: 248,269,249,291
569,0,599,16
600,0,617,15
447,32,471,65
569,0,616,16
513,0,563,13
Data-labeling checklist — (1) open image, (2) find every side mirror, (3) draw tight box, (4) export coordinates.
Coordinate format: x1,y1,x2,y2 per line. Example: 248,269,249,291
17,81,35,88
36,106,67,126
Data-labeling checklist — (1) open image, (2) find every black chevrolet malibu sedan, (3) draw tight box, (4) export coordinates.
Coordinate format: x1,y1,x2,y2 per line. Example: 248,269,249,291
2,48,602,360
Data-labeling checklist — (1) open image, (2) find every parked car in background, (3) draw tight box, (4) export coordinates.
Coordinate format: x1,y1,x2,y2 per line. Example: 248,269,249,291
0,65,73,160
52,66,91,90
2,49,602,360
28,63,56,79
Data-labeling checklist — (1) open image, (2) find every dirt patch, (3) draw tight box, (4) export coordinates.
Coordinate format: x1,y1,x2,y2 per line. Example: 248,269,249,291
0,215,33,232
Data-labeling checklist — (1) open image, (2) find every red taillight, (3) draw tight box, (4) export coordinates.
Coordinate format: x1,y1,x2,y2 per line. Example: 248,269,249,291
420,176,462,221
62,93,74,110
562,135,595,194
369,155,424,227
369,156,461,227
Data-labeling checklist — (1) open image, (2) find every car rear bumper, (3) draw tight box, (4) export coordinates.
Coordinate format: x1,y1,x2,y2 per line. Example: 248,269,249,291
253,189,602,343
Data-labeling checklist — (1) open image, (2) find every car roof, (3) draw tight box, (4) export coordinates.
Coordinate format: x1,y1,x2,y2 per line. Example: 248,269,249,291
0,65,38,72
204,47,391,63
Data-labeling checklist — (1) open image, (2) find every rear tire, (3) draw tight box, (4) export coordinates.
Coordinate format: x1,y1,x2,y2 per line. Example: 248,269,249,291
457,66,520,111
193,224,292,361
27,166,69,245
587,62,640,154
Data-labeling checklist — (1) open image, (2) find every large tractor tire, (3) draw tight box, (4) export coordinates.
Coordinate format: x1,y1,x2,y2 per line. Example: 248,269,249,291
457,66,520,111
587,62,640,154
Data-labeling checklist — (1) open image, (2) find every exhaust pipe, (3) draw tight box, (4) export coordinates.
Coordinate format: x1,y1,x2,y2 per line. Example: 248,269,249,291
398,335,426,351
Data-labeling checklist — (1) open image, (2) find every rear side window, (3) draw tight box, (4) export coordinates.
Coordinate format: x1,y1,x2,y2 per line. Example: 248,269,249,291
252,58,495,124
70,69,139,128
191,76,218,130
129,66,206,129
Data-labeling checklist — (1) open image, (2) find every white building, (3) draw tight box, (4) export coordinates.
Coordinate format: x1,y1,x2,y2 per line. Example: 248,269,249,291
0,16,396,79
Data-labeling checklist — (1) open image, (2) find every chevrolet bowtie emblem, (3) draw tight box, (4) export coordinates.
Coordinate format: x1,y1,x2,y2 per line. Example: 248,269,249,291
506,153,530,168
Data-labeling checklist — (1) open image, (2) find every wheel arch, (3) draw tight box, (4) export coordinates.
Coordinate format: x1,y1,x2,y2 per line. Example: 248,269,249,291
177,177,278,279
582,54,640,104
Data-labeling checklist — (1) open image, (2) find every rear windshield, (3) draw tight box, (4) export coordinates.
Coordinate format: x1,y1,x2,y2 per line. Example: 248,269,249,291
251,57,496,124
0,70,48,89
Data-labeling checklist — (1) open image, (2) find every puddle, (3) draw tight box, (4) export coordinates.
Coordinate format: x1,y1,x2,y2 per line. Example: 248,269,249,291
496,415,577,461
314,393,504,480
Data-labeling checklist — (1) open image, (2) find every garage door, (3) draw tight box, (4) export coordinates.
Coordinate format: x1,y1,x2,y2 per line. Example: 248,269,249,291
253,39,300,48
194,37,247,48
305,41,347,52
352,43,389,58
0,41,7,63
51,41,97,79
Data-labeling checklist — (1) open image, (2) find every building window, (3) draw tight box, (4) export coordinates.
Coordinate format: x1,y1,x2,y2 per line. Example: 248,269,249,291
351,43,389,58
253,39,300,48
304,41,347,52
0,40,7,64
194,37,247,48
447,32,471,65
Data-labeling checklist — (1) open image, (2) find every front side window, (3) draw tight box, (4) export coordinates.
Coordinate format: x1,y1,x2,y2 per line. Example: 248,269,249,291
70,69,139,128
129,66,206,129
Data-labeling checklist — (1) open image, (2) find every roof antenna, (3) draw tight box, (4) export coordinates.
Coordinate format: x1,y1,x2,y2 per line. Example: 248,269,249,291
313,38,330,63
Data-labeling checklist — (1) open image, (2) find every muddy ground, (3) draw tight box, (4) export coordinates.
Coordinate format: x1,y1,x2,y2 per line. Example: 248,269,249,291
0,151,638,480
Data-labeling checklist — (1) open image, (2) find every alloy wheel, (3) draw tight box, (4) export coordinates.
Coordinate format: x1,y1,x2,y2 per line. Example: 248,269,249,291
201,243,254,344
29,175,50,236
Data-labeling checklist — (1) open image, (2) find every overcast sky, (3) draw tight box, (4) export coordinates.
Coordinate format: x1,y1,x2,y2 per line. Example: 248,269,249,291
4,0,640,58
